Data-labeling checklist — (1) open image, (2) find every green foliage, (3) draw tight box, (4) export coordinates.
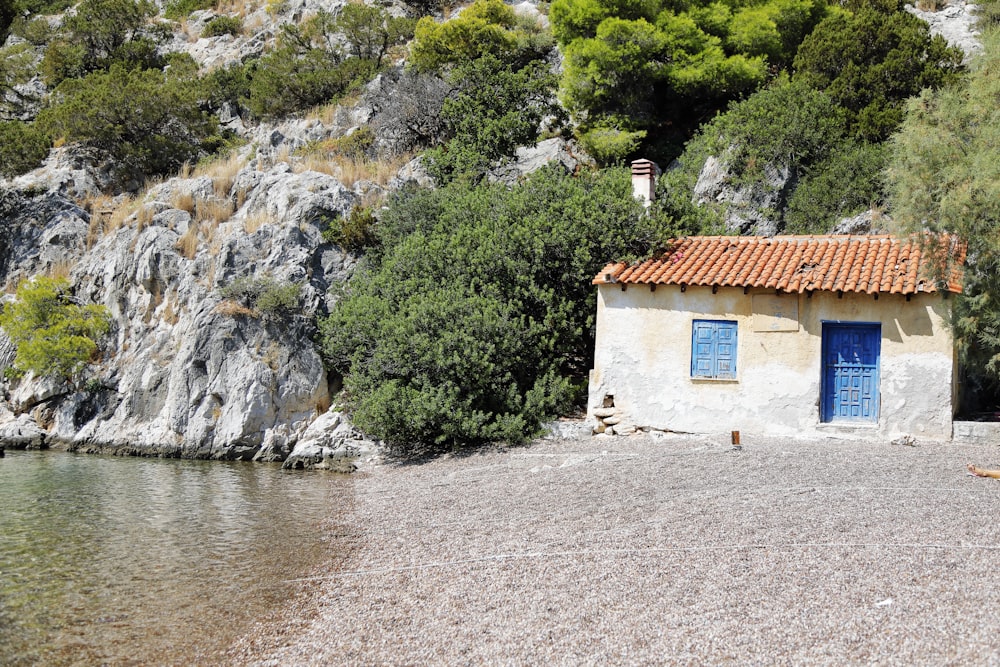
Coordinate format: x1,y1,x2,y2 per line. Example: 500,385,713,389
0,277,111,382
218,275,301,318
660,77,849,231
248,48,374,119
200,60,253,117
0,0,14,42
320,166,680,451
792,6,964,141
0,121,51,177
408,0,551,72
335,3,415,68
163,0,213,19
41,0,162,85
245,10,398,119
887,26,1000,406
321,206,378,251
423,55,559,184
0,41,39,120
201,15,242,37
37,64,218,181
552,0,828,153
784,141,888,234
577,124,646,165
316,126,375,161
401,0,442,18
10,15,54,45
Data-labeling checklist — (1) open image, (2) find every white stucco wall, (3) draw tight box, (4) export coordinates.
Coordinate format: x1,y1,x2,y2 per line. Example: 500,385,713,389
589,285,956,440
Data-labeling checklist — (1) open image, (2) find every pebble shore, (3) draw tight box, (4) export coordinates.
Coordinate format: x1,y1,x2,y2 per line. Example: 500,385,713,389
229,430,1000,665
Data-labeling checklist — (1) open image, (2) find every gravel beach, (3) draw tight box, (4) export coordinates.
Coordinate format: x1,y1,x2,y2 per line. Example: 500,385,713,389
229,430,1000,665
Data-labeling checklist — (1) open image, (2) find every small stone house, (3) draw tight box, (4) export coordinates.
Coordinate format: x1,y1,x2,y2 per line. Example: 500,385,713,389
588,233,964,440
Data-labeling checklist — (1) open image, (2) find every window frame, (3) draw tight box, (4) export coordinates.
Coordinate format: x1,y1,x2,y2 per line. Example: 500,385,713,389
691,319,738,380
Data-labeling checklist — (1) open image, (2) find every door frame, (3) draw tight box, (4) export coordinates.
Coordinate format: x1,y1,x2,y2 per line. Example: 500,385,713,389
820,321,882,424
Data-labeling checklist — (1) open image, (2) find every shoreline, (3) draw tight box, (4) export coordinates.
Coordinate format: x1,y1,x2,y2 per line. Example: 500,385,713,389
225,430,1000,665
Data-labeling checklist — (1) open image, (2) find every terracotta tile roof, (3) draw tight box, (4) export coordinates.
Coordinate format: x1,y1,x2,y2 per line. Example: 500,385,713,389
594,235,964,295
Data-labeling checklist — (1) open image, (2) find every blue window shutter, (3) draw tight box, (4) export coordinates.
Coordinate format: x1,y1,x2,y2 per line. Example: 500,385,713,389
715,322,737,379
692,320,738,379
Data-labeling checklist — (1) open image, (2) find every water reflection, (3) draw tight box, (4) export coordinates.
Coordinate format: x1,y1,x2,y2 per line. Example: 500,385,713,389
0,449,354,666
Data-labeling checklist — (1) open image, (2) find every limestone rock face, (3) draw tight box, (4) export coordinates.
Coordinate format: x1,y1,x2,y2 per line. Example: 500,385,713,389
0,160,360,461
832,209,890,235
907,1,981,61
283,410,379,471
489,138,592,184
692,155,791,236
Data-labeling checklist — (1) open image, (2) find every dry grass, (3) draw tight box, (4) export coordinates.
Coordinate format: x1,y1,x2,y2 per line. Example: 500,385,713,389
45,259,75,281
304,94,360,125
161,298,180,325
86,215,104,249
194,151,247,198
205,257,217,286
292,152,413,188
243,12,266,32
272,144,293,166
217,0,260,18
243,210,272,234
171,191,197,215
195,198,235,225
106,196,137,233
135,204,155,233
347,153,413,187
215,299,257,318
82,193,141,246
261,342,282,370
176,222,201,259
82,192,114,216
295,154,339,177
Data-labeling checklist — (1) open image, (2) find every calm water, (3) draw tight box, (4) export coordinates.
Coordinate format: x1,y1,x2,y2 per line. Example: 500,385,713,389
0,449,355,666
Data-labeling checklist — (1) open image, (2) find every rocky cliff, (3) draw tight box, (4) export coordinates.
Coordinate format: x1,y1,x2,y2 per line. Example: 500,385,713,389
0,149,363,460
0,66,582,468
0,0,979,467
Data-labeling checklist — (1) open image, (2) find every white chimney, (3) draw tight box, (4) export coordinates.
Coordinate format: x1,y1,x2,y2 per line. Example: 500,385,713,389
631,159,660,208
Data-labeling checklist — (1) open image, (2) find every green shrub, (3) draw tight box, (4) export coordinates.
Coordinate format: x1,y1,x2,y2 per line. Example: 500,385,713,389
248,48,376,119
200,60,253,116
163,0,213,19
422,55,559,184
201,15,241,38
578,124,647,166
310,126,375,160
320,166,679,452
887,28,1000,408
659,76,848,231
784,142,888,234
218,275,301,318
0,41,40,119
40,0,162,85
0,276,112,383
792,6,964,141
335,3,415,68
37,64,218,181
0,121,51,178
321,206,377,250
552,0,828,152
409,0,550,72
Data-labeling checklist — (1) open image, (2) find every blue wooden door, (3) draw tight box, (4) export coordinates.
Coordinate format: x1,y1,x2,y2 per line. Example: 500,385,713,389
821,323,880,423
